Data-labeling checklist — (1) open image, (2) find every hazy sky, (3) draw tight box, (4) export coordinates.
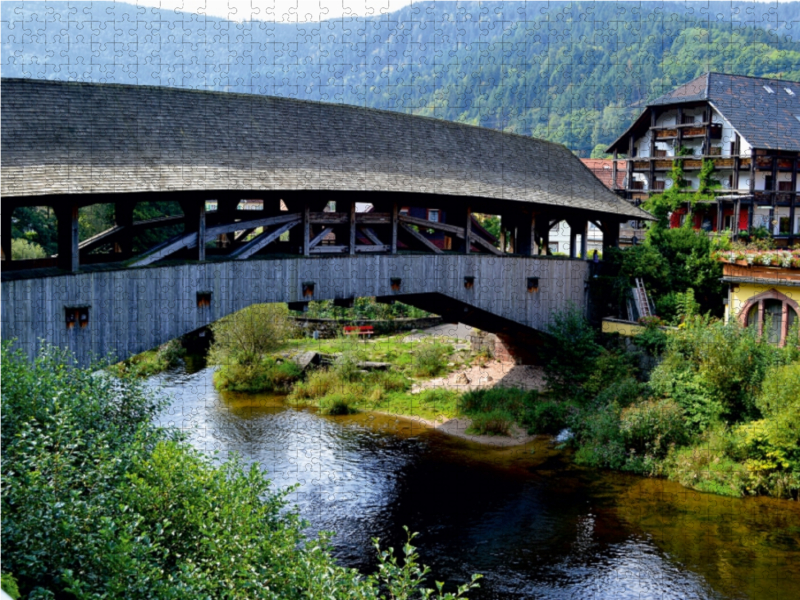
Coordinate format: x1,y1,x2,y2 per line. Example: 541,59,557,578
132,1,416,21
127,1,788,23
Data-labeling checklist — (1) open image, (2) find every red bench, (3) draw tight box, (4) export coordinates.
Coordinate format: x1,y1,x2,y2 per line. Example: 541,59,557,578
343,325,374,338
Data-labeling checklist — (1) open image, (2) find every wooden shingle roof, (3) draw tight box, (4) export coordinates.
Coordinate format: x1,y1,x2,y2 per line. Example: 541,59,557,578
1,78,650,220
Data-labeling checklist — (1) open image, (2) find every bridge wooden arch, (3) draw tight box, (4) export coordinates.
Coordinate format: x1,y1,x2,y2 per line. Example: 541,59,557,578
1,78,653,365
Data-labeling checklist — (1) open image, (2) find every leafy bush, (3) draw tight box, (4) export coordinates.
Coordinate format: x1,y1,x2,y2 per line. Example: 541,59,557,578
540,306,602,400
1,344,479,599
594,377,643,408
522,399,569,435
10,237,47,260
209,303,298,365
664,426,750,497
114,339,186,377
319,393,358,415
214,357,302,392
467,409,515,436
649,319,780,427
570,403,627,470
583,350,638,398
620,398,688,459
411,343,451,377
461,387,533,415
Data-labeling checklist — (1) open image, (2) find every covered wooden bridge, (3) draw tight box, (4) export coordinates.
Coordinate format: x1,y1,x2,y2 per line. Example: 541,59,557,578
1,78,652,366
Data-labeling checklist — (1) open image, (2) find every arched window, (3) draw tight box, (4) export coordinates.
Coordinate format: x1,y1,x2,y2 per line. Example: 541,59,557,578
738,290,800,347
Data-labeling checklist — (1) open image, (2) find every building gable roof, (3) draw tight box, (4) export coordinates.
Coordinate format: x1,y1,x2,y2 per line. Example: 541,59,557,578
608,72,800,153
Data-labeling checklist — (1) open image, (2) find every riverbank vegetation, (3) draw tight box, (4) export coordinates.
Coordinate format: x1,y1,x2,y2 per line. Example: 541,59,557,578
287,339,460,418
542,308,799,499
112,338,186,378
1,343,481,599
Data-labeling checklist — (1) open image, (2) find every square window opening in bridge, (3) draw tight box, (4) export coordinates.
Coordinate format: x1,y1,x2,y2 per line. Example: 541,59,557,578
464,276,475,289
527,277,540,293
390,278,402,291
65,306,90,329
197,292,212,308
302,282,315,298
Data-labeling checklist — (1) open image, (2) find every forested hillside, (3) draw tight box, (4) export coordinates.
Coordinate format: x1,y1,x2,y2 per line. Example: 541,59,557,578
3,1,800,155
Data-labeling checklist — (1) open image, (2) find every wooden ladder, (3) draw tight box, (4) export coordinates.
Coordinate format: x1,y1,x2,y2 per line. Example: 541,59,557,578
634,278,652,319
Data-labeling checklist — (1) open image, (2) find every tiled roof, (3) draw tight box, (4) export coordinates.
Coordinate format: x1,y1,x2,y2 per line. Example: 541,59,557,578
580,159,625,191
0,78,651,221
610,72,800,153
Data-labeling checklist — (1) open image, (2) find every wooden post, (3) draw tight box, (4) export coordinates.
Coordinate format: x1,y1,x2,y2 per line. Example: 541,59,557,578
703,107,712,156
580,220,588,259
391,202,398,254
349,201,356,255
568,221,577,259
789,157,798,245
114,202,135,258
649,109,656,193
499,219,506,253
535,217,550,255
627,135,635,200
748,152,756,232
464,205,472,254
602,220,619,256
197,201,206,262
530,214,538,256
56,203,80,272
770,154,779,236
303,203,310,256
612,151,618,192
1,205,12,261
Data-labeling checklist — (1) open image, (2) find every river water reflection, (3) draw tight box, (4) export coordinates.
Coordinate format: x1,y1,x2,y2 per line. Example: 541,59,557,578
151,366,800,600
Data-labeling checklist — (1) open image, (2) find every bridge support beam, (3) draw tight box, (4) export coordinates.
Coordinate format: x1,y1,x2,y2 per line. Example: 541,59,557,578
1,206,12,262
55,203,80,272
114,203,134,258
535,218,550,255
515,211,537,256
601,220,620,256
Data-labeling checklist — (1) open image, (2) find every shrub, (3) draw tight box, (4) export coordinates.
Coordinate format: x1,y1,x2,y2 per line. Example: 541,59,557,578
10,237,47,260
594,377,643,408
411,343,451,377
620,398,687,459
664,427,749,497
649,319,778,426
583,351,637,398
319,393,358,415
2,344,479,599
290,368,346,401
214,357,302,392
209,303,298,365
468,409,514,436
540,305,602,400
114,339,186,377
461,387,533,415
571,403,627,470
523,400,569,435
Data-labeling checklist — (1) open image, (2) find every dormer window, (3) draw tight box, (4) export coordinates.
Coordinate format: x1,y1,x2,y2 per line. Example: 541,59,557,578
763,85,775,94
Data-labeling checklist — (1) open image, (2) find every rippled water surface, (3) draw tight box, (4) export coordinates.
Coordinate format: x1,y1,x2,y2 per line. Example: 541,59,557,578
151,366,800,600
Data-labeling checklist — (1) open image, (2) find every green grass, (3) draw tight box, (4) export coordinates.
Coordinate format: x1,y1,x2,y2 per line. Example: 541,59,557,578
112,340,185,378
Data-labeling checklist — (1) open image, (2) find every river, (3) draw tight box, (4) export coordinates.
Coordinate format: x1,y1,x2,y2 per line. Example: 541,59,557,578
150,365,800,600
